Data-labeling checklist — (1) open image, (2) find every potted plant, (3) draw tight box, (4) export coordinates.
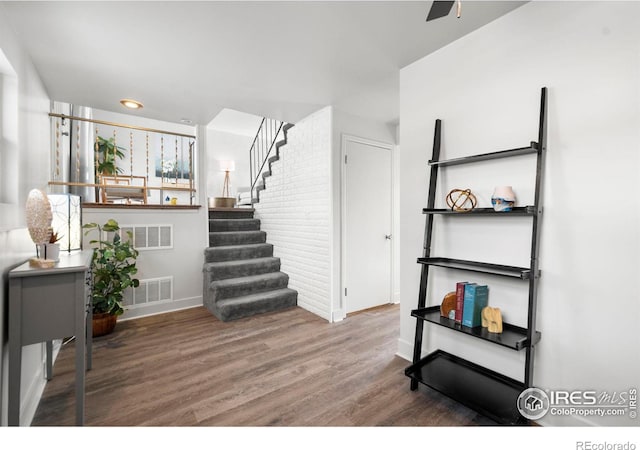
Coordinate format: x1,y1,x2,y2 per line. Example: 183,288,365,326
95,136,126,176
83,218,139,337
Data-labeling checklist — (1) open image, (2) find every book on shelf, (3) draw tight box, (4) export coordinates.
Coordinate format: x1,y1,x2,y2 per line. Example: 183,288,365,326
454,281,468,323
462,284,489,328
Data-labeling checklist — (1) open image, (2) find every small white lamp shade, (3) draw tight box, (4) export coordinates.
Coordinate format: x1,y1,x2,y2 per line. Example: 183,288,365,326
219,160,235,172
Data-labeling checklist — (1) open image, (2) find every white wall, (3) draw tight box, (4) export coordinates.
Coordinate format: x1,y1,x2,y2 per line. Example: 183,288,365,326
206,128,253,199
0,3,52,426
254,107,333,321
398,1,640,427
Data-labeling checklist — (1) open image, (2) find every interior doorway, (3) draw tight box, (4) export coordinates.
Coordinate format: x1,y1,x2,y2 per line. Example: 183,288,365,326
341,134,393,314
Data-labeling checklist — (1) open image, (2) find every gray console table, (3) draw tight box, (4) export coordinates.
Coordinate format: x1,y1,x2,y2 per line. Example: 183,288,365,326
8,250,93,426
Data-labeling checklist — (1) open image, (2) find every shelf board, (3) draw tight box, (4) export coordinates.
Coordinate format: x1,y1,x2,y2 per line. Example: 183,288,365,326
429,143,538,167
405,349,529,425
413,306,540,350
422,206,537,216
417,257,537,280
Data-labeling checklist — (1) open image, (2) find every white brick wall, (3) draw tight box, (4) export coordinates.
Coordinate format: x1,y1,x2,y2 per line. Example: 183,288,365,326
254,107,333,321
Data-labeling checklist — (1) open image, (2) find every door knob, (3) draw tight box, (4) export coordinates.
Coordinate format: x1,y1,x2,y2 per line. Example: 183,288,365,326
385,234,392,240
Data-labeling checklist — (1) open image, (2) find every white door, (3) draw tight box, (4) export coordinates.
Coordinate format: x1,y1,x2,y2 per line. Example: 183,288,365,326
343,136,393,314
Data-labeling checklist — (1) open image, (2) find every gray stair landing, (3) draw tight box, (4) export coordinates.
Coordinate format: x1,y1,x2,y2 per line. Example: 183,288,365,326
203,207,297,322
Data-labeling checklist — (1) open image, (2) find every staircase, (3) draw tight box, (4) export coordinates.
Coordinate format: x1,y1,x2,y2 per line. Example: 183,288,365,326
203,207,298,321
250,121,295,203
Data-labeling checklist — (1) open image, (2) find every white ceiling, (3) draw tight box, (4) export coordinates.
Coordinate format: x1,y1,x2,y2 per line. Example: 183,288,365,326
1,1,525,126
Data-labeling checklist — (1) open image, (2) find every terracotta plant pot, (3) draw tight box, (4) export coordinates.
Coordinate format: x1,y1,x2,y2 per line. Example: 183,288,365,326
92,312,117,337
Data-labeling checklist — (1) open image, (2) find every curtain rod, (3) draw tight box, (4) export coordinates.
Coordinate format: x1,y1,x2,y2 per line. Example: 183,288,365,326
48,113,197,139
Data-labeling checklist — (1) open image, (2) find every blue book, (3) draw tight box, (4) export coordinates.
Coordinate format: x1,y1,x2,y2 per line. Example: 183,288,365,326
462,284,489,328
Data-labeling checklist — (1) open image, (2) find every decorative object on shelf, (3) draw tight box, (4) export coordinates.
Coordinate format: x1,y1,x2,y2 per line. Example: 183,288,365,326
482,306,503,334
214,160,237,208
440,291,457,319
48,193,82,252
83,219,139,337
462,283,489,328
26,188,54,268
491,186,516,212
454,281,468,323
170,197,178,205
446,188,477,212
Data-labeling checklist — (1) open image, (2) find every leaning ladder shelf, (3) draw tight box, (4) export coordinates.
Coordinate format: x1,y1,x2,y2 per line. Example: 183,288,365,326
405,87,547,426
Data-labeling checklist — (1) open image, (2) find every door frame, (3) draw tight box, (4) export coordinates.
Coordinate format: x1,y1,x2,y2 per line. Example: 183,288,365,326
340,133,395,317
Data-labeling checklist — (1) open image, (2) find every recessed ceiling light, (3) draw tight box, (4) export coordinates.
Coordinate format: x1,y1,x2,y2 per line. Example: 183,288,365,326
120,98,143,109
180,118,193,124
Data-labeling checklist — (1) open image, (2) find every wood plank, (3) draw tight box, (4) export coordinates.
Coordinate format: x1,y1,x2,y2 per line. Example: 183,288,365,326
31,305,496,426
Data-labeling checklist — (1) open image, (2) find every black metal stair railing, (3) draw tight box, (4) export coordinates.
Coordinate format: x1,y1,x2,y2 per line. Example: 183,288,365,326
249,117,284,203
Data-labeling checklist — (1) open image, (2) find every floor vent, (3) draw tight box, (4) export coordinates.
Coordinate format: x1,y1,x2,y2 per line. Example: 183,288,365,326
123,276,173,307
120,224,173,250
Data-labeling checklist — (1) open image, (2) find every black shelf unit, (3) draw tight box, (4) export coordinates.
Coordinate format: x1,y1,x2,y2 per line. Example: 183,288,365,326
411,306,541,351
406,87,547,425
405,350,528,425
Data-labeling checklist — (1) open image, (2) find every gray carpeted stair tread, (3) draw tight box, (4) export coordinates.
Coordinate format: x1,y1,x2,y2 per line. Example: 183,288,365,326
210,272,290,300
209,230,266,246
215,288,298,322
203,257,281,280
209,218,260,232
204,243,273,262
209,209,254,219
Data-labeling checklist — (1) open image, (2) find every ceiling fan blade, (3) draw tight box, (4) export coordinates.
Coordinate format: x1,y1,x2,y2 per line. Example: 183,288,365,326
426,1,455,21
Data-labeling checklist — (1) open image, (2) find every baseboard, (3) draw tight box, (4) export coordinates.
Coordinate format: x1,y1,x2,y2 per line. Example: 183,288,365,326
332,309,345,322
396,338,414,362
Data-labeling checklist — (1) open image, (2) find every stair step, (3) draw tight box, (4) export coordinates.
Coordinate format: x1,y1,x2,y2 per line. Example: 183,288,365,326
212,288,298,322
203,257,281,281
209,230,266,246
204,243,273,262
210,272,290,300
208,208,254,219
209,218,261,232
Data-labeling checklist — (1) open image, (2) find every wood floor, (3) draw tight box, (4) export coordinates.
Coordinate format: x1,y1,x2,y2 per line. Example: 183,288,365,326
31,304,496,426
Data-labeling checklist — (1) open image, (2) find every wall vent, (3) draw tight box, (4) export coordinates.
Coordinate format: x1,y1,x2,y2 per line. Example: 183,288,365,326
123,276,173,308
120,224,173,250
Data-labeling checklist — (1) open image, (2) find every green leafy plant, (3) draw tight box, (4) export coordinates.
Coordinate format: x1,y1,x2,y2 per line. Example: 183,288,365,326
83,219,139,316
95,136,126,176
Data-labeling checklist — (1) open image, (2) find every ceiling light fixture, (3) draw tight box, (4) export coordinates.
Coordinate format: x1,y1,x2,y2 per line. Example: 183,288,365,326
180,118,193,125
120,98,144,109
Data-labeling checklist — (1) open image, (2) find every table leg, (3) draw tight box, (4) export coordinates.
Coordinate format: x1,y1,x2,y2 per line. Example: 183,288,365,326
46,341,53,380
75,274,86,426
87,307,93,371
8,280,22,426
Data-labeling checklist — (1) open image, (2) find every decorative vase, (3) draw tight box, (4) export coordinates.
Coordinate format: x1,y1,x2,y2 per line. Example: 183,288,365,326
92,312,117,337
36,243,60,261
491,186,516,212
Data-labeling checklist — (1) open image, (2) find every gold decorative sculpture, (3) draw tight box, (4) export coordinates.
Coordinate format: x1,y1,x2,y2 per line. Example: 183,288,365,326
446,188,477,212
482,306,503,334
